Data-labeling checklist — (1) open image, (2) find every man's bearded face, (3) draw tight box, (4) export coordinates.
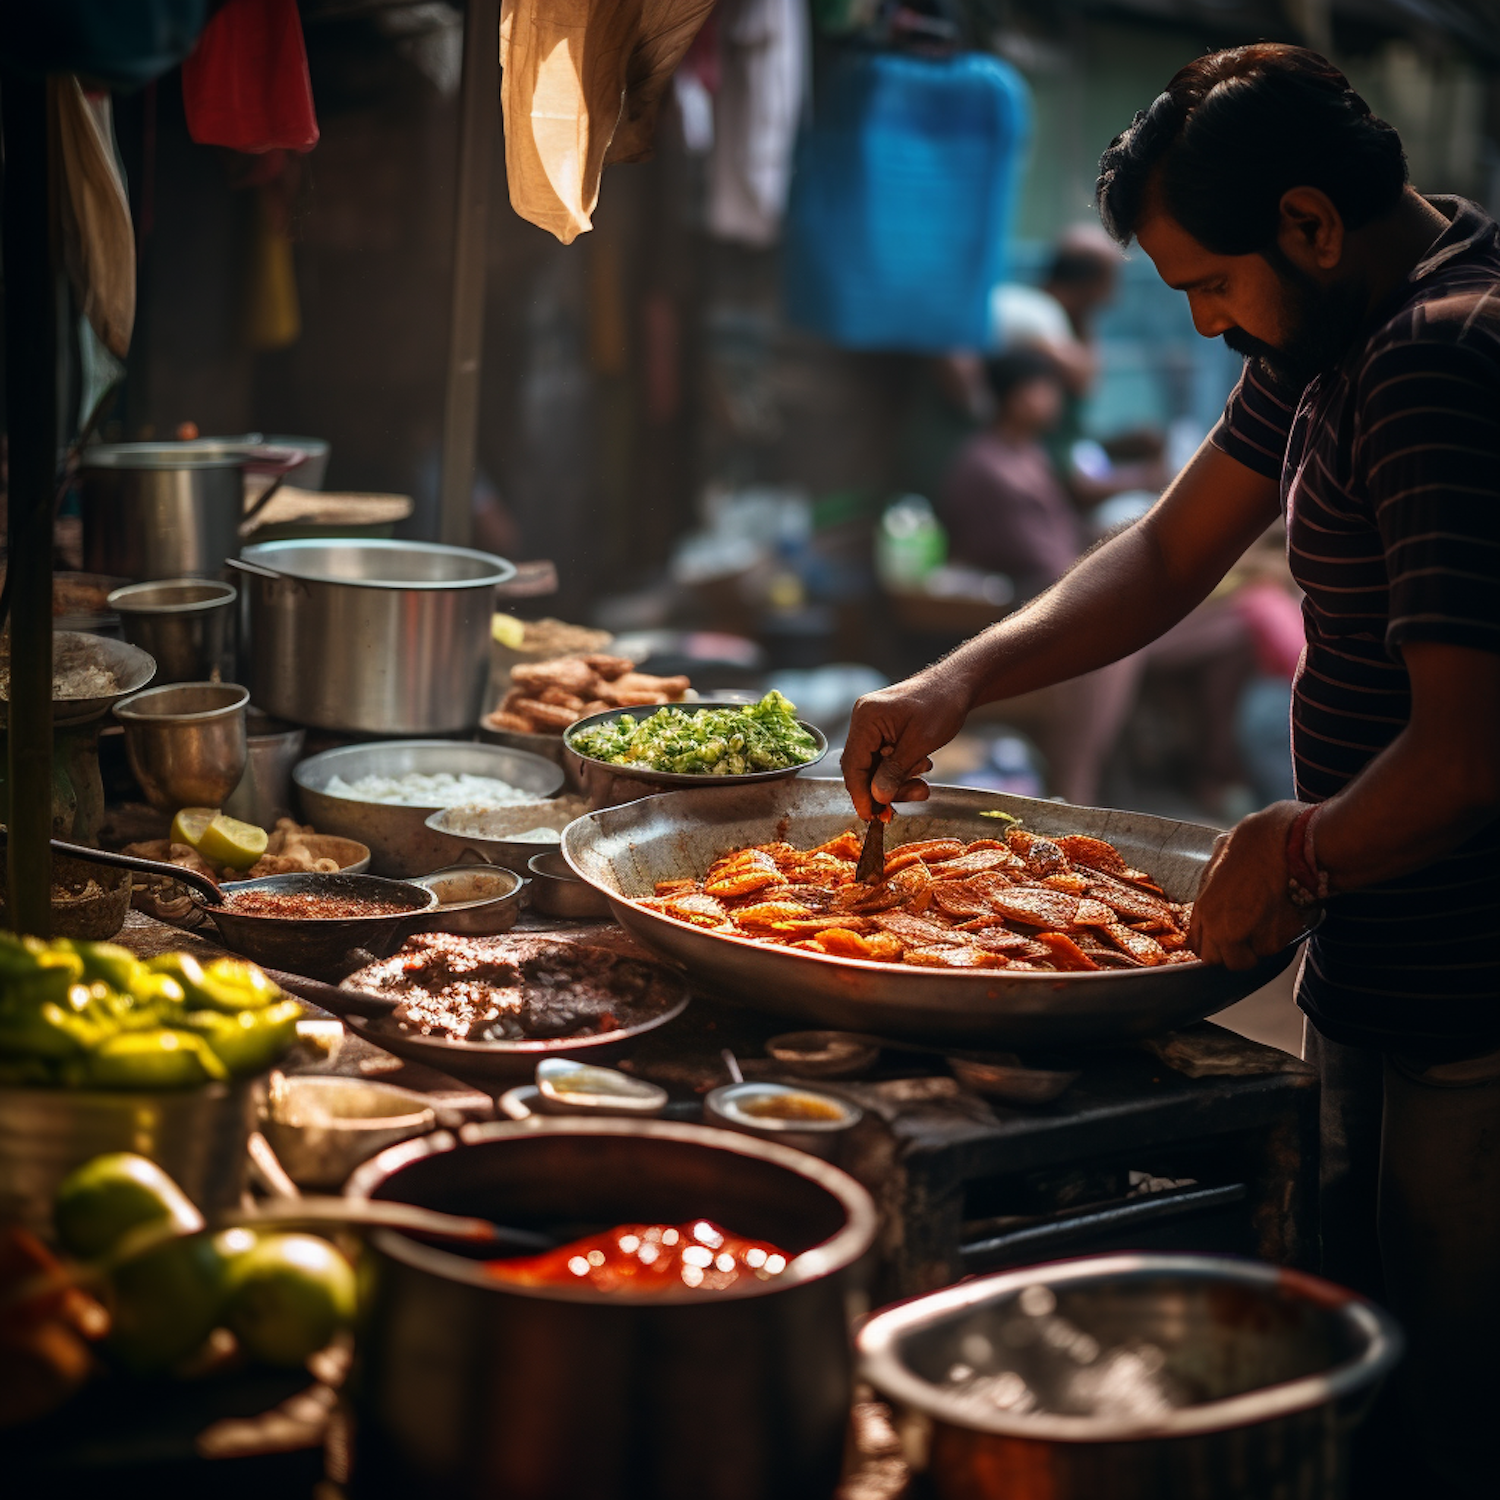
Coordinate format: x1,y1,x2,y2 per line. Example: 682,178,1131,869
1222,249,1367,389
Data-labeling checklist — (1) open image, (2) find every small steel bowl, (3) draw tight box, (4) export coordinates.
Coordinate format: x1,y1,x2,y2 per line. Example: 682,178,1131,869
767,1031,881,1080
113,680,249,809
407,864,529,936
261,1074,437,1191
107,578,237,684
531,1057,669,1117
527,850,613,919
703,1081,863,1161
948,1055,1080,1107
421,796,590,872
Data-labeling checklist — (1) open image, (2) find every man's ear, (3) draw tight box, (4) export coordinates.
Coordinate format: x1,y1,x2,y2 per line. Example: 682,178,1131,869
1277,187,1344,273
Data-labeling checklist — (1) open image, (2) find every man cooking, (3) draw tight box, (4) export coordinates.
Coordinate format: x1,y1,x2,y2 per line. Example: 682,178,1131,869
841,44,1498,1498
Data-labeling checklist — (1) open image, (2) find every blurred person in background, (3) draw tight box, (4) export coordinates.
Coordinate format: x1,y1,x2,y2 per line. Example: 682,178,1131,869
938,347,1252,809
845,44,1500,1498
990,224,1167,509
898,226,1159,508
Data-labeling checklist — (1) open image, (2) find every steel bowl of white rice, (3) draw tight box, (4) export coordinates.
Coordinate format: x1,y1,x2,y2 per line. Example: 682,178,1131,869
293,739,564,875
422,796,591,873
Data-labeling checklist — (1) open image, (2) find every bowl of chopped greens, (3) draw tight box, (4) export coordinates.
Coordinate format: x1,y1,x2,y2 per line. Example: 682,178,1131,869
562,692,827,804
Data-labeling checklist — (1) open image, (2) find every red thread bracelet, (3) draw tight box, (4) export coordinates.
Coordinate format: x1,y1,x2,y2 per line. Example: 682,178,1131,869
1286,803,1329,908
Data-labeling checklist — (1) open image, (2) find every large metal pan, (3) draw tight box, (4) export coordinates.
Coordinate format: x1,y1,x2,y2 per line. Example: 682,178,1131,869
562,779,1298,1050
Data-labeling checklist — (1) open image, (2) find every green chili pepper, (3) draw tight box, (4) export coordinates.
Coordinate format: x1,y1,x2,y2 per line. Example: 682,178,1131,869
201,958,281,1010
182,998,301,1077
86,1028,229,1090
60,940,147,995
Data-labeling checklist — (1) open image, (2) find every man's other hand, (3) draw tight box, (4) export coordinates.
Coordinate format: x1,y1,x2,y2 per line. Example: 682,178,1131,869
1189,800,1310,970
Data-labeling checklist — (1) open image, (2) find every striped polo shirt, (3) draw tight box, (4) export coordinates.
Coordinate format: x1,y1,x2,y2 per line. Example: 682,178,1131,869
1211,196,1500,1053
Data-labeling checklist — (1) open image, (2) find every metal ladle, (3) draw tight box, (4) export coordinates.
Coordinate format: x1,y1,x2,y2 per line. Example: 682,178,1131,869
0,832,224,903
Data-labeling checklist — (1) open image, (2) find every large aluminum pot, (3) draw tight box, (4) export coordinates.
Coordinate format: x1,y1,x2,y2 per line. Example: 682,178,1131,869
857,1253,1402,1500
344,1118,879,1500
233,540,516,735
0,1080,258,1242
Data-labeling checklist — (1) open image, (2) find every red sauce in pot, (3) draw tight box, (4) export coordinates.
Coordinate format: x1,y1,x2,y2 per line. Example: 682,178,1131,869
485,1220,791,1295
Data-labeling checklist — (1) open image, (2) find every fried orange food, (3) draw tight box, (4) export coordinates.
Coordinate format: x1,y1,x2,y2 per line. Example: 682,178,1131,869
486,653,692,736
634,825,1195,971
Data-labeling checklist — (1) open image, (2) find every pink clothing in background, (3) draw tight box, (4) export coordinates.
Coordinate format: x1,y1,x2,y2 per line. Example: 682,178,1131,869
1232,579,1305,679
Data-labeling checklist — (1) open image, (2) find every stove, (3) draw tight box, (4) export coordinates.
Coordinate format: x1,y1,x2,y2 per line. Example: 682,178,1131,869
617,994,1318,1302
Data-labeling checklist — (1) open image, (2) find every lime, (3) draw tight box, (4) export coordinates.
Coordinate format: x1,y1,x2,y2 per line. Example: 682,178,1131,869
169,806,217,851
223,1233,356,1367
196,813,268,872
54,1152,204,1261
108,1232,228,1373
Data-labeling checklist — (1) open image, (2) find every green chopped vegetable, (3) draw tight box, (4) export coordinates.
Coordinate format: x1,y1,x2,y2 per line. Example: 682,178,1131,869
569,691,820,777
979,810,1020,824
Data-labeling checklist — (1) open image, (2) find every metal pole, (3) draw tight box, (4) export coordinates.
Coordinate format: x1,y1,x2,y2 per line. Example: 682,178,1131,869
2,69,57,935
438,0,500,547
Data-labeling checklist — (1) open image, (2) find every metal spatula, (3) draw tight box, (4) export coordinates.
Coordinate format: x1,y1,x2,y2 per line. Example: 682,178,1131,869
854,810,886,884
854,741,895,884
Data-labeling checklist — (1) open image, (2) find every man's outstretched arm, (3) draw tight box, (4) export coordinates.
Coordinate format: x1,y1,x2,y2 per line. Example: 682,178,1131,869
842,439,1281,818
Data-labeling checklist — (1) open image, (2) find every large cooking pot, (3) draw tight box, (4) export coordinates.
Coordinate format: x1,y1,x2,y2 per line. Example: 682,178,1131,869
232,539,516,735
343,1118,879,1500
857,1253,1402,1500
79,440,306,580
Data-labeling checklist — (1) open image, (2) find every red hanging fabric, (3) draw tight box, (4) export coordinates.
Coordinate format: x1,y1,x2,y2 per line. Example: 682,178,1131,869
181,0,318,153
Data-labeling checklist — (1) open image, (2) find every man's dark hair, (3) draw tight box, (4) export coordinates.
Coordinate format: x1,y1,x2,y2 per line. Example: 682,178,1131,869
1096,44,1407,253
984,346,1064,404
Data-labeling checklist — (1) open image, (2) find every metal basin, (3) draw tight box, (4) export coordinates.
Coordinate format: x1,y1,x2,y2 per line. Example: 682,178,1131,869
114,681,249,809
294,739,564,876
562,779,1298,1050
857,1253,1402,1499
0,1079,258,1244
234,539,516,735
343,1119,879,1500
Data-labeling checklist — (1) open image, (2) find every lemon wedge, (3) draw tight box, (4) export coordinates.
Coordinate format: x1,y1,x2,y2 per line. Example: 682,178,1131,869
196,814,268,872
172,807,267,872
170,807,217,851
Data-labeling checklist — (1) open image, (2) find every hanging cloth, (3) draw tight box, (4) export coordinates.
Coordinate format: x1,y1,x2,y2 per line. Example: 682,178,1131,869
707,0,808,247
181,0,319,154
499,0,714,245
49,77,136,360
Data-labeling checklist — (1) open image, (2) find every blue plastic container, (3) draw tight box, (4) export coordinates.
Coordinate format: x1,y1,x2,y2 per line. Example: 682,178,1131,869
785,49,1032,352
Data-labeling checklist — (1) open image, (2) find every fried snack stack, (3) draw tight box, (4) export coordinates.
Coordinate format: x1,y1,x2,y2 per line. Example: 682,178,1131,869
486,654,691,735
638,826,1196,971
